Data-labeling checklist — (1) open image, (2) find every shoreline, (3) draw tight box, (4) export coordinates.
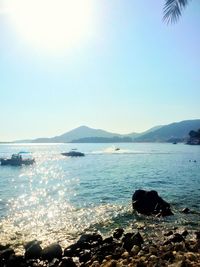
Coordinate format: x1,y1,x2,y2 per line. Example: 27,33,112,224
1,224,200,266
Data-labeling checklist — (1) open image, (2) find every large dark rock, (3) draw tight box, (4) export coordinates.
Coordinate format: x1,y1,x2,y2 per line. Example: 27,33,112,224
64,233,103,258
41,243,62,261
6,255,26,267
24,240,42,259
132,189,173,216
0,248,15,261
77,233,103,248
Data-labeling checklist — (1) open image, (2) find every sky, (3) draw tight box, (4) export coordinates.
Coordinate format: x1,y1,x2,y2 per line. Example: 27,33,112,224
0,0,200,141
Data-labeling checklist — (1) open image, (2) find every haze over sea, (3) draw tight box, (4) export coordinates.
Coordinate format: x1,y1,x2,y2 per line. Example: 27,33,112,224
0,143,200,252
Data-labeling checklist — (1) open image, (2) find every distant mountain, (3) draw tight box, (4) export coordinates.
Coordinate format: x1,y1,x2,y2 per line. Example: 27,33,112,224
71,136,132,143
31,126,132,143
128,125,163,139
133,120,200,142
13,120,200,143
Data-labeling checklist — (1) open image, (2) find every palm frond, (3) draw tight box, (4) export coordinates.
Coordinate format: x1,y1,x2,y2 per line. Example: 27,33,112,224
163,0,190,24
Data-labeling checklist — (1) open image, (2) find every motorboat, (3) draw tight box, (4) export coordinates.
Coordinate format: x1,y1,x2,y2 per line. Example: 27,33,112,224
61,151,85,157
0,152,35,166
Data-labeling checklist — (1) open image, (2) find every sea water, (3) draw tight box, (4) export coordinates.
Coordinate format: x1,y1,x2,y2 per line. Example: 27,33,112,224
0,143,199,251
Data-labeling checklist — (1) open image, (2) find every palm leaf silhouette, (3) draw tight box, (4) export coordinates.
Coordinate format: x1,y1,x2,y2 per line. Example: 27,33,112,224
163,0,190,23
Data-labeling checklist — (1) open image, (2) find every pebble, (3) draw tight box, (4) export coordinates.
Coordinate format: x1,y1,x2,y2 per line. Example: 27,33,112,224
1,227,200,267
130,245,140,255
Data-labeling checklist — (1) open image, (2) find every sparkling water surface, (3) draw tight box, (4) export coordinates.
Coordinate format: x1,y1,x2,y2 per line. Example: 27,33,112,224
0,143,200,251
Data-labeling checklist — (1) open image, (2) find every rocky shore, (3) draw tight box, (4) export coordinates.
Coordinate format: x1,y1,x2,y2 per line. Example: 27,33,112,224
1,226,200,266
1,190,200,266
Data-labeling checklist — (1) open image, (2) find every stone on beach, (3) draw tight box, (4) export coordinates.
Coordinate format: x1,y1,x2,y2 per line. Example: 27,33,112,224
41,243,62,261
24,240,42,259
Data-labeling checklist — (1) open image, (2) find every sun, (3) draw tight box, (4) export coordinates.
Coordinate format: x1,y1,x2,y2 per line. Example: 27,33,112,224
5,0,95,54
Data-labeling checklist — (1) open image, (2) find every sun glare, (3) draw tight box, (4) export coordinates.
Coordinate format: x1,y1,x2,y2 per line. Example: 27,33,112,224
5,0,95,54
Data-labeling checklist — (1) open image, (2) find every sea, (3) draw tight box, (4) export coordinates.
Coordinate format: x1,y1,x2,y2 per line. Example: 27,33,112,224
0,143,200,252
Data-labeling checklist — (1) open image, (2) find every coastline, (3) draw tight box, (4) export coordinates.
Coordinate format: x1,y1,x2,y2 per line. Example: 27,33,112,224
1,224,200,266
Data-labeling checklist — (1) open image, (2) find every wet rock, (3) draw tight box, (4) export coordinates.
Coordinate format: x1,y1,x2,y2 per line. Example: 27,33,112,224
92,241,119,263
171,234,185,243
79,250,92,263
49,258,60,267
112,247,125,260
181,230,189,237
113,228,124,239
174,243,186,252
122,232,144,252
58,257,77,267
77,234,102,247
24,240,42,259
64,243,80,257
161,251,175,262
181,208,190,214
0,244,10,251
131,245,140,255
6,255,25,267
0,248,15,260
103,237,113,245
164,231,173,237
195,231,200,240
66,233,103,257
165,234,185,245
132,189,173,216
41,243,62,261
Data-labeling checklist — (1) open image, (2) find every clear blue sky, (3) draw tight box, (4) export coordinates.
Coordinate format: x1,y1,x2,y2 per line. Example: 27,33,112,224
1,0,200,141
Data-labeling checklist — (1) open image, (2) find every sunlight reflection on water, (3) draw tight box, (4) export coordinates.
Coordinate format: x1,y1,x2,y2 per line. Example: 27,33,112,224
0,143,200,251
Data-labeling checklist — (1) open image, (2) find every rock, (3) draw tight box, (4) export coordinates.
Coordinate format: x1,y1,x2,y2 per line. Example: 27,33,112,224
0,248,15,260
64,243,80,257
58,257,77,267
79,250,92,263
78,233,102,246
92,241,119,263
112,247,125,260
49,258,60,267
24,240,42,259
171,234,185,243
149,254,158,262
181,230,189,237
103,237,113,245
121,251,129,258
0,244,10,251
161,251,175,262
174,243,186,252
132,189,173,216
76,233,103,250
41,243,62,261
6,255,25,267
113,228,124,239
131,245,140,255
122,232,144,252
164,234,185,245
195,231,200,240
101,259,117,267
164,231,173,237
91,261,100,267
181,208,190,214
149,245,157,255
